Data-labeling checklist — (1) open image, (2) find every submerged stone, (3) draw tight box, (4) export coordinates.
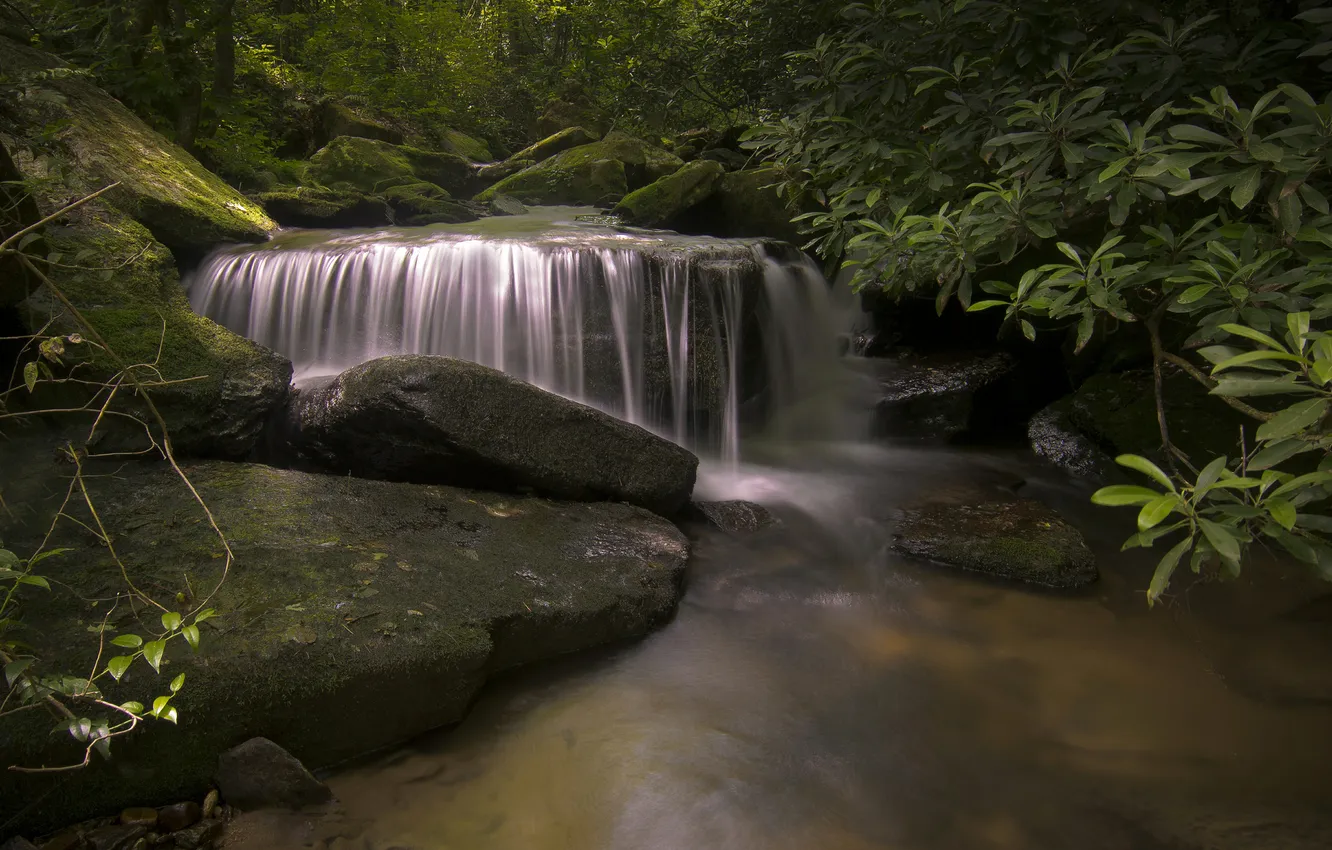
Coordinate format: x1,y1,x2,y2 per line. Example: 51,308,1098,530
284,355,699,516
687,500,777,535
892,499,1096,588
0,452,689,834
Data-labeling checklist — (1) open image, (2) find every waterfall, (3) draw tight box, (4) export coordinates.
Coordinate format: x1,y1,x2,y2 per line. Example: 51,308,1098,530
187,219,840,460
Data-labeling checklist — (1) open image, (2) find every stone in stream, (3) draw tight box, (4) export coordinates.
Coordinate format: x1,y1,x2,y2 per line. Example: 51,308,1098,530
892,499,1097,588
283,355,699,517
474,131,683,206
0,838,38,850
215,738,332,811
868,351,1016,440
1027,399,1117,481
612,160,725,228
0,447,689,835
687,500,777,535
155,802,201,833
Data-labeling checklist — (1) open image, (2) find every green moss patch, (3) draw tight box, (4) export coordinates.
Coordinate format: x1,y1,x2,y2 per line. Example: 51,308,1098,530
613,160,724,227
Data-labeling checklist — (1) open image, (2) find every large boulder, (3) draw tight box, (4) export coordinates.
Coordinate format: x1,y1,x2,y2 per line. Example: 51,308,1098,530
536,98,610,138
0,450,689,834
215,738,333,811
474,132,684,206
381,182,479,226
314,99,404,148
0,39,273,258
612,160,724,228
308,136,475,196
507,127,600,167
283,355,699,516
16,207,293,458
256,186,392,228
434,129,493,162
893,499,1097,588
674,167,804,244
866,351,1016,440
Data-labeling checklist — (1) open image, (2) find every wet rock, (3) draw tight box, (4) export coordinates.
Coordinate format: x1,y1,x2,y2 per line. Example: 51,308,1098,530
1,837,39,850
117,811,156,829
893,499,1097,588
671,167,805,243
216,738,332,812
166,821,220,850
536,98,609,138
697,148,749,171
257,186,391,228
308,136,475,197
486,194,528,217
285,355,699,516
35,831,83,850
155,803,200,833
83,825,145,850
1027,399,1116,480
314,100,404,148
476,158,534,184
200,792,219,821
869,352,1015,440
611,160,724,229
475,132,682,206
688,500,777,535
505,127,600,167
0,449,689,834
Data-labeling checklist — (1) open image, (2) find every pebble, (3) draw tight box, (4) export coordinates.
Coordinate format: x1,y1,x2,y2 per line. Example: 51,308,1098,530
201,791,219,821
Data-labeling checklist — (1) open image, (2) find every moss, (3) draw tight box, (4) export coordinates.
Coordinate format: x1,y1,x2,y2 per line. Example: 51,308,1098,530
612,159,724,227
257,186,391,228
307,136,475,197
475,132,681,206
537,98,610,137
1,40,273,255
508,126,600,166
893,499,1097,588
438,128,493,162
0,456,688,834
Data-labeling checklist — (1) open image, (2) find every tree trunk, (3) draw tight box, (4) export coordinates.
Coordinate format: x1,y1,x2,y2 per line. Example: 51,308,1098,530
214,0,235,101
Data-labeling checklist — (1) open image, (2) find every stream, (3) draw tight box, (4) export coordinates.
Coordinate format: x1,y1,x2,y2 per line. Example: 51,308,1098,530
192,211,1332,850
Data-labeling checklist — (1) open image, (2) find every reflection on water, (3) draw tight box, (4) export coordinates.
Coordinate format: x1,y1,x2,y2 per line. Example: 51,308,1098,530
227,444,1332,850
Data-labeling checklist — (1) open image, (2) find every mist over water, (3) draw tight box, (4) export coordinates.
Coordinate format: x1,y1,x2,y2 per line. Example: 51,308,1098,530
194,212,1332,850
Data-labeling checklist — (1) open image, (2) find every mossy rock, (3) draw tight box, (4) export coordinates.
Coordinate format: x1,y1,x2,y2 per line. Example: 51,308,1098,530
257,186,391,228
0,39,273,256
537,98,610,137
893,499,1097,588
476,158,535,185
308,136,475,196
0,451,689,834
612,160,724,228
507,126,600,166
474,132,681,206
315,99,405,147
487,193,528,216
1063,370,1251,468
436,128,493,162
17,205,291,458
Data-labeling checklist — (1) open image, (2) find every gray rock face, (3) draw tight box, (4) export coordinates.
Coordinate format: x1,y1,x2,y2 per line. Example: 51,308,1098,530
0,452,689,834
689,500,777,535
892,499,1096,588
870,351,1015,440
486,193,528,216
285,355,699,516
1027,400,1116,480
0,837,38,850
216,738,333,811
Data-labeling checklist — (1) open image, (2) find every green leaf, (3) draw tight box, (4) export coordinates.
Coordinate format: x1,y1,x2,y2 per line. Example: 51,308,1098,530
16,575,49,590
161,706,179,725
107,655,132,681
1115,454,1175,491
143,640,165,673
1248,438,1316,470
1148,536,1194,606
1219,323,1288,351
152,695,170,717
1177,284,1213,304
1255,399,1328,443
182,624,200,651
1198,518,1242,565
1091,485,1162,507
1230,166,1262,210
1020,319,1036,341
110,634,143,649
4,658,33,687
1210,349,1305,373
1169,124,1231,146
1195,456,1228,492
967,300,1010,312
1138,495,1178,531
1212,376,1317,397
161,612,182,632
1267,498,1297,531
119,701,145,716
23,361,37,393
170,673,185,693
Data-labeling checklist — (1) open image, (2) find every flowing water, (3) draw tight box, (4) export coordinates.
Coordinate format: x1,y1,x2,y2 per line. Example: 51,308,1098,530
194,212,1332,850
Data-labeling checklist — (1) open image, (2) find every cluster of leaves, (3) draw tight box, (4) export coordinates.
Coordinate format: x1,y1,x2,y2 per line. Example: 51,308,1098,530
746,0,1332,603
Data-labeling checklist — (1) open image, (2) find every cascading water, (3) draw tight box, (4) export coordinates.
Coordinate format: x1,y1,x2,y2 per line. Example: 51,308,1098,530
187,209,844,461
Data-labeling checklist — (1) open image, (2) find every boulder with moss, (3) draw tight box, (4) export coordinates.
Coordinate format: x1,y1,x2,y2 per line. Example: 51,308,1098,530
0,444,689,835
314,99,405,148
474,132,683,206
612,160,724,228
381,182,479,225
507,127,600,167
536,98,610,137
893,499,1096,588
308,136,476,196
433,128,493,162
257,186,391,228
672,167,803,244
0,38,273,258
